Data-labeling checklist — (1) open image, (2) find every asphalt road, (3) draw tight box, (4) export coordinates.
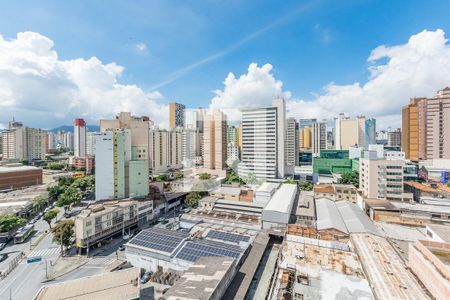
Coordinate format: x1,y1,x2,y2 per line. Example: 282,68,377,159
0,212,62,300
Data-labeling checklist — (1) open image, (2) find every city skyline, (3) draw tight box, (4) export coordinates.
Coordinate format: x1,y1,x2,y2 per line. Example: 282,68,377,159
0,1,450,130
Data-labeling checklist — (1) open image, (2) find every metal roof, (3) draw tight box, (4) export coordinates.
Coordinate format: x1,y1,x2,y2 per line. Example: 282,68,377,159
263,184,297,214
316,198,381,235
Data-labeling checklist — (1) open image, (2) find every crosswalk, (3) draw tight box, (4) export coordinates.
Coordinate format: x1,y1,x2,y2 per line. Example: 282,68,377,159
85,256,116,267
28,247,60,258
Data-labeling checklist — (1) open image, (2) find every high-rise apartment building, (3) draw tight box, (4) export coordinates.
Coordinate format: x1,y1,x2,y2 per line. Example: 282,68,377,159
226,125,240,167
387,129,402,147
86,132,102,156
169,102,186,129
402,87,450,160
2,122,46,161
285,117,299,168
95,129,148,200
203,110,227,170
334,114,375,150
299,127,312,150
149,127,182,174
299,119,317,128
402,98,427,161
359,151,406,201
100,112,151,165
239,99,286,179
182,129,200,168
312,121,327,157
74,118,86,157
426,87,450,159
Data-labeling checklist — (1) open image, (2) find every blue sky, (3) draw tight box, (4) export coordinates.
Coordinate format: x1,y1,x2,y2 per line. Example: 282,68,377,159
1,0,450,128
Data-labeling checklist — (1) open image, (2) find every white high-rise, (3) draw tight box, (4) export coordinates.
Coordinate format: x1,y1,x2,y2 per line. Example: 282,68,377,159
239,99,286,180
312,121,327,157
285,117,299,168
74,118,86,157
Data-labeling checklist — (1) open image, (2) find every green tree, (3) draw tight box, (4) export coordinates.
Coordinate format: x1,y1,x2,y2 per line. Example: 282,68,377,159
43,209,60,229
284,179,298,185
175,172,184,179
186,192,201,208
52,220,74,255
58,176,75,187
71,176,95,192
199,173,211,180
32,195,49,212
56,186,83,211
299,181,313,191
20,160,30,166
48,185,64,201
226,171,243,185
0,214,25,232
338,171,359,188
155,174,168,182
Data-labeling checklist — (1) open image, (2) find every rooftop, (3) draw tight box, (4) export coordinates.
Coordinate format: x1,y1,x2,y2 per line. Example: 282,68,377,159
35,267,140,300
314,184,334,194
255,182,280,193
295,191,315,218
212,186,241,196
427,224,450,243
0,165,42,173
316,198,381,235
163,256,235,300
351,234,430,300
263,183,297,214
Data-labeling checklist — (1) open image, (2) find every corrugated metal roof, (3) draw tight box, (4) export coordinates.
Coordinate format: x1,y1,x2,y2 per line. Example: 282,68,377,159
263,184,297,214
316,198,381,236
315,197,348,234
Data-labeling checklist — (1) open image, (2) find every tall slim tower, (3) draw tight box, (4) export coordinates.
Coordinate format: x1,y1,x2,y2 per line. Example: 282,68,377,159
203,109,227,170
169,102,186,129
74,118,86,157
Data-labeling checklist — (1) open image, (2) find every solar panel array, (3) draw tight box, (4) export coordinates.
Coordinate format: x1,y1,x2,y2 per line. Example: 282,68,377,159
206,230,250,244
128,228,188,254
175,240,242,262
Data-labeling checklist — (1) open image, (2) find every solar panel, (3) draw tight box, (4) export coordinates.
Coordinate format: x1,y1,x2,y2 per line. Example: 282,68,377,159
175,240,242,262
128,228,188,253
206,230,250,244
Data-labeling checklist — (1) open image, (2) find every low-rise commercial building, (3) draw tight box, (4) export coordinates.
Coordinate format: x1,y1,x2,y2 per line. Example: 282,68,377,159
0,165,42,191
75,198,153,251
314,183,358,202
162,257,236,300
262,183,297,229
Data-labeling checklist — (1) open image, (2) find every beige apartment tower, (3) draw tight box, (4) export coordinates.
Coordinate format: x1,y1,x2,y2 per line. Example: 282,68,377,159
203,109,227,170
100,112,151,162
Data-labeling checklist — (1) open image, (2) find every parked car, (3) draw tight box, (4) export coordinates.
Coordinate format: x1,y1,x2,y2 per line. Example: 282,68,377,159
0,243,6,251
140,271,152,284
0,253,8,262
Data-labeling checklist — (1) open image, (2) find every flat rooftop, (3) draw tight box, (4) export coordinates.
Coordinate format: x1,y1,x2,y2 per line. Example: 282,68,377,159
427,224,450,243
255,182,280,193
35,267,140,300
163,256,235,300
0,165,42,173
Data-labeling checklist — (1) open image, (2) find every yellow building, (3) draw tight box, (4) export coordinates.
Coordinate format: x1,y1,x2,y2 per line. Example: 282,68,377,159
300,127,312,150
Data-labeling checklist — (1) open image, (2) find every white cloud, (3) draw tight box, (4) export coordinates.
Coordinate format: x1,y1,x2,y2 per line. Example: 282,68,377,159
135,42,148,54
210,29,450,129
210,63,290,121
0,32,167,128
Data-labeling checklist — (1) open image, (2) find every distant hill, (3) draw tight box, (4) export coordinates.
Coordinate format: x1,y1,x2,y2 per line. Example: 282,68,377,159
50,125,100,133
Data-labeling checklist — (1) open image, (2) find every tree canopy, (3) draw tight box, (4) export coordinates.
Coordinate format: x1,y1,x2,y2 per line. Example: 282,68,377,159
299,181,313,191
0,214,25,232
338,171,359,188
43,209,60,228
52,220,74,255
56,186,83,210
199,173,211,180
33,195,49,212
186,192,201,208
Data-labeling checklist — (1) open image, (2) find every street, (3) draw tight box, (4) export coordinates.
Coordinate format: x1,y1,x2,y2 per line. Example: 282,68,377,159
0,212,62,300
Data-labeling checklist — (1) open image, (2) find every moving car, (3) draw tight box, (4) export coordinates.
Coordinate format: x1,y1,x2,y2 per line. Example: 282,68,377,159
0,253,8,262
118,245,125,251
0,242,6,251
